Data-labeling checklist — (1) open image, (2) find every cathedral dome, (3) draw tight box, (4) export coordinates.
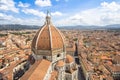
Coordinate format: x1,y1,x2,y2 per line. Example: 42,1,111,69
32,12,65,55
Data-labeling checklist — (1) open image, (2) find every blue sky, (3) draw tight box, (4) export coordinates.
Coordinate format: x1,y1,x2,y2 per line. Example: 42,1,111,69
0,0,120,26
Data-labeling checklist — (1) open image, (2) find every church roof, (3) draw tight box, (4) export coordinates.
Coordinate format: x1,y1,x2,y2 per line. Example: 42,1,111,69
32,12,64,55
49,70,58,80
56,60,65,67
66,54,74,63
20,59,51,80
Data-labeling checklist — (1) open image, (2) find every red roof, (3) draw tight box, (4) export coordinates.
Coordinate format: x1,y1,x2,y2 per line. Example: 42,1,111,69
21,59,51,80
66,54,74,63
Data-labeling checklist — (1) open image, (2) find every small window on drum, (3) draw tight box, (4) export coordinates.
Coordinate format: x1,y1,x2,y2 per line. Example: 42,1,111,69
57,54,60,57
43,56,46,59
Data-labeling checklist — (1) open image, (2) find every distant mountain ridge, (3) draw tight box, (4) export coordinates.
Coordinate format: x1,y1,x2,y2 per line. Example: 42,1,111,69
61,24,120,30
0,24,120,30
0,24,40,30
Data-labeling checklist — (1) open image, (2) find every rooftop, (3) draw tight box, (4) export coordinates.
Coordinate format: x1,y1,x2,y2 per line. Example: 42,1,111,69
21,59,51,80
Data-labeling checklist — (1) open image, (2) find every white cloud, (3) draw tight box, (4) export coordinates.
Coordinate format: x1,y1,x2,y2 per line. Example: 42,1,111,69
22,8,46,17
51,11,63,16
56,0,59,2
18,2,30,8
101,2,120,11
0,13,14,21
0,13,22,24
1,1,120,26
56,1,120,26
0,0,19,13
0,10,63,25
0,13,44,25
35,0,52,7
21,9,63,18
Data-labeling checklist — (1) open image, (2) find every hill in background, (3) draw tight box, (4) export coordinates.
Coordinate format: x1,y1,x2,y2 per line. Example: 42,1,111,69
0,24,120,30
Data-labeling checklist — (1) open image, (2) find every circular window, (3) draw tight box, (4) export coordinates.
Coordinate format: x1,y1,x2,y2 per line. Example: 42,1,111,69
57,54,60,57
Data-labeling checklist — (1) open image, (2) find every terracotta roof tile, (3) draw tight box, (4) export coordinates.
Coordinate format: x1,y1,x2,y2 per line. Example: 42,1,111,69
20,60,41,80
20,59,51,80
49,70,58,80
56,60,65,67
66,54,74,63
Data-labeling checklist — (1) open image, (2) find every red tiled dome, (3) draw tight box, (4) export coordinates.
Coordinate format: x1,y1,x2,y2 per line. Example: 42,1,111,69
32,13,65,55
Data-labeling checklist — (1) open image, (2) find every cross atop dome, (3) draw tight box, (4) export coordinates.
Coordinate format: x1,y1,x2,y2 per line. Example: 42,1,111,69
47,10,51,17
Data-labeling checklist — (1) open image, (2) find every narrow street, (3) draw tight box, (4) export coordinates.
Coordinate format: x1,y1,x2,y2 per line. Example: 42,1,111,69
78,66,85,80
74,42,85,80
